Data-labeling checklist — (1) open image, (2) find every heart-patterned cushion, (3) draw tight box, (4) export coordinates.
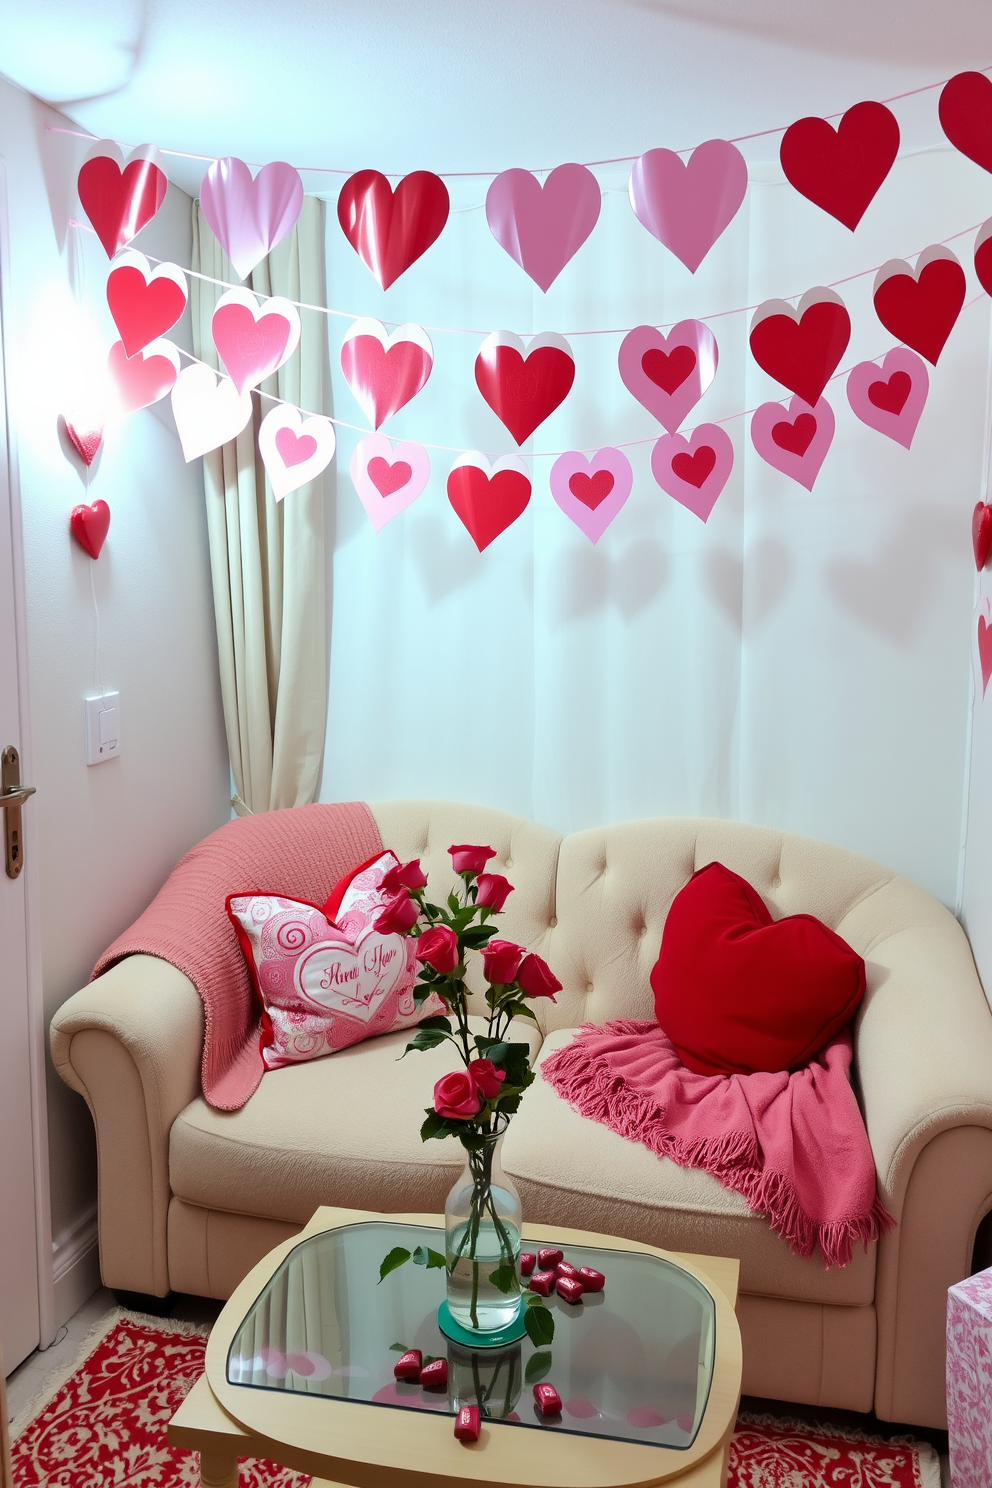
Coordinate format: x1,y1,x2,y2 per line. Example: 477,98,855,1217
228,851,445,1071
650,862,866,1076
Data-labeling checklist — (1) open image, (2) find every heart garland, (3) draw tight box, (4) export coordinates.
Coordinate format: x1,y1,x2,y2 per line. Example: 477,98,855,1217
339,319,433,429
337,170,450,290
447,454,532,551
750,396,835,490
846,348,929,449
351,434,430,531
628,140,748,273
77,141,168,258
650,424,734,522
474,331,575,444
618,321,718,433
485,163,601,291
549,448,633,543
108,338,181,413
258,406,336,501
872,247,966,365
106,251,187,356
779,102,899,230
199,158,304,280
211,288,301,395
749,289,851,406
939,72,992,175
70,500,111,559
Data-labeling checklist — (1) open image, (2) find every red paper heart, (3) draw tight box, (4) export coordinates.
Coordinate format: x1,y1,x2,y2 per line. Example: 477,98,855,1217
671,445,716,488
867,370,911,415
641,345,696,395
447,466,532,551
474,344,575,445
749,300,851,405
873,258,965,366
976,234,992,299
779,102,900,230
107,264,186,357
339,336,432,429
979,616,992,695
275,427,318,468
337,170,449,290
77,154,168,258
939,71,992,174
771,411,817,456
64,418,104,467
108,341,177,413
70,500,111,559
568,469,615,510
367,457,413,496
973,503,992,571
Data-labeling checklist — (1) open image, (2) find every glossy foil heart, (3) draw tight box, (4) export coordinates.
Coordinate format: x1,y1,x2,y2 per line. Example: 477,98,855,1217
77,141,168,258
447,454,532,551
779,102,899,230
199,158,304,280
749,289,851,406
485,163,601,291
474,331,575,444
337,170,449,289
339,318,433,428
628,140,748,272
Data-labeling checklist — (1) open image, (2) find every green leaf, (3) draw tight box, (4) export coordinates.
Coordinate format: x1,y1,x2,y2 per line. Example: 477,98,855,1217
389,1342,408,1352
417,1016,453,1033
484,1041,511,1066
524,1304,555,1346
378,1247,411,1283
473,1034,498,1053
487,1261,518,1295
524,1350,553,1384
524,1293,544,1307
447,893,461,913
412,1246,446,1270
461,925,498,948
420,1110,450,1141
401,1028,450,1056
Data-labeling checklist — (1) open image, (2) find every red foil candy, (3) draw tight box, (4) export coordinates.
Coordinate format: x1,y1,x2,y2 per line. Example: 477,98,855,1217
520,1252,537,1276
454,1405,481,1442
555,1260,581,1282
393,1348,422,1380
529,1270,556,1296
533,1383,563,1416
578,1266,606,1292
420,1358,448,1390
538,1248,564,1269
556,1276,584,1304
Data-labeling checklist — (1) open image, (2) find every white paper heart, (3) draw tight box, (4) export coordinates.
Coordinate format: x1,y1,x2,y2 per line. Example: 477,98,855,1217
170,363,253,461
258,405,336,500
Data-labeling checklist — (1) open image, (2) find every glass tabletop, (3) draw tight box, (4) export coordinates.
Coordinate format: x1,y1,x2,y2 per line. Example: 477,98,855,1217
226,1221,716,1451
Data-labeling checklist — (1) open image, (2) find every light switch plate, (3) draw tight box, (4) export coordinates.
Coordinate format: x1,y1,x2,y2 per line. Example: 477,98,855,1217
85,691,121,765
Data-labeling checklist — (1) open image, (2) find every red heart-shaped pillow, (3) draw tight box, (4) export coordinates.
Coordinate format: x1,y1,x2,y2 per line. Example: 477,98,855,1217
651,862,866,1075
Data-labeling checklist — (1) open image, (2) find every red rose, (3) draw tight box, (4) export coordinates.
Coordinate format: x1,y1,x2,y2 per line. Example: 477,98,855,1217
434,1069,481,1120
380,858,428,894
517,952,561,1000
482,938,525,984
469,1058,506,1099
476,873,513,911
448,843,496,876
416,924,459,974
373,891,420,935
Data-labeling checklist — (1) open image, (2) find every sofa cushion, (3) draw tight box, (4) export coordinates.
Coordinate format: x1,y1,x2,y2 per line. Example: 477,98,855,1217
170,1016,543,1225
501,1029,876,1307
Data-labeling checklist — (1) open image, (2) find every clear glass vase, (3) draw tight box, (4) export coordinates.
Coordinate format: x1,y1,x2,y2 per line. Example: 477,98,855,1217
444,1124,522,1334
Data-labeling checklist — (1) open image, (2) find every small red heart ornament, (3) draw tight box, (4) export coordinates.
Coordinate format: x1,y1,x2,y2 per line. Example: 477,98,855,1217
77,145,168,258
779,101,899,230
771,411,817,456
973,503,992,570
63,418,104,467
367,457,413,496
939,72,992,174
749,294,851,406
70,500,111,559
447,461,532,551
872,250,965,366
337,170,449,290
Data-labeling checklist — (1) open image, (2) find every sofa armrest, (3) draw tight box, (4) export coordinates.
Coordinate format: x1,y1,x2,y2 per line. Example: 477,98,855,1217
50,956,203,1297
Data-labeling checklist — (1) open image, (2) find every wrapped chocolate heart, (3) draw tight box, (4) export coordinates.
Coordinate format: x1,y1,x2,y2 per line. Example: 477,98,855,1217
555,1260,582,1282
533,1382,563,1416
528,1270,556,1296
538,1247,564,1269
578,1266,606,1292
393,1348,422,1381
454,1405,481,1442
556,1276,585,1304
520,1251,537,1276
420,1358,448,1391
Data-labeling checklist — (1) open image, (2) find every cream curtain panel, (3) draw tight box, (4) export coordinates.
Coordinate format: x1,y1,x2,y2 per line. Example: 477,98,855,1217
191,197,328,812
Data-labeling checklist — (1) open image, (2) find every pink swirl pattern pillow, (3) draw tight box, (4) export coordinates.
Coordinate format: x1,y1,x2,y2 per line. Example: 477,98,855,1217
227,851,444,1071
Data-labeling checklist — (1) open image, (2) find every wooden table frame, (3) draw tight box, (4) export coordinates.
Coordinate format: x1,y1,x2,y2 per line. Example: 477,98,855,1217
169,1207,742,1488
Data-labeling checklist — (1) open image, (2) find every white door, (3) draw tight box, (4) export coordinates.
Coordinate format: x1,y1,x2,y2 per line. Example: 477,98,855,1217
0,161,46,1372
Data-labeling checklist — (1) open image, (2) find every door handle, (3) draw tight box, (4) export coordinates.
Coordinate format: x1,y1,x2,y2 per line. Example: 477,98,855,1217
1,746,35,879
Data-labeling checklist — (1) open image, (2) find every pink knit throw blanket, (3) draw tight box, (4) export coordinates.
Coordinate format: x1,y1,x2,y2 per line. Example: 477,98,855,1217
92,802,383,1110
541,1019,893,1267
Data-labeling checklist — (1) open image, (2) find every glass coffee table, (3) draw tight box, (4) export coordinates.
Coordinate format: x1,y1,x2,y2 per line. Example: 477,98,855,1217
169,1205,742,1488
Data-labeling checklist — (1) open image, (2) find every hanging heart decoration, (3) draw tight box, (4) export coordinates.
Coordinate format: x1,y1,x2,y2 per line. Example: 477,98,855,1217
872,247,965,366
77,140,168,258
210,288,301,395
70,500,111,559
258,405,336,501
618,320,718,432
976,598,992,698
199,158,304,280
549,448,633,543
106,250,187,357
62,416,104,468
939,72,992,174
973,503,992,571
749,289,851,406
779,102,899,230
447,454,532,551
339,318,434,428
108,338,181,413
351,433,430,531
628,140,748,273
750,395,835,490
474,331,575,444
337,170,449,290
485,163,601,292
650,423,734,522
170,364,253,461
975,219,992,298
846,348,929,449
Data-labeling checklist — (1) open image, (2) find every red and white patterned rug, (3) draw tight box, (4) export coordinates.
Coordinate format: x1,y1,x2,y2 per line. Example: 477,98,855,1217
10,1313,940,1487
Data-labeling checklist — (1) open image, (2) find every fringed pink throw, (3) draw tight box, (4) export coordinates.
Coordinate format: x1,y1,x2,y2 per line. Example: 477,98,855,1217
92,802,383,1111
541,1019,893,1267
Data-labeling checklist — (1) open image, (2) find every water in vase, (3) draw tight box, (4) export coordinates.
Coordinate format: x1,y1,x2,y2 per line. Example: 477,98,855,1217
446,1214,521,1331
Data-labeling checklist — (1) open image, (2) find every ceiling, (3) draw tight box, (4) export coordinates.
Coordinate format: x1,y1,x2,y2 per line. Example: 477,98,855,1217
2,0,992,194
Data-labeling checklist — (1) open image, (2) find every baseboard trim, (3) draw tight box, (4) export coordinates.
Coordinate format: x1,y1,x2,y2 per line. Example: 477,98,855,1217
52,1207,100,1329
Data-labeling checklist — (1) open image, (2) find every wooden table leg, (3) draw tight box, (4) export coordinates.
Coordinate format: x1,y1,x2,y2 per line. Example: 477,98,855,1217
198,1444,239,1488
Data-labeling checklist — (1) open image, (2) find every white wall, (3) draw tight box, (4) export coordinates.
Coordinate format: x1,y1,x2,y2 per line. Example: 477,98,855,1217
0,78,230,1317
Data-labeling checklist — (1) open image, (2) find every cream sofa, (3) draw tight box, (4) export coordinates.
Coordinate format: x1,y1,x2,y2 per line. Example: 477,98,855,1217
51,801,992,1429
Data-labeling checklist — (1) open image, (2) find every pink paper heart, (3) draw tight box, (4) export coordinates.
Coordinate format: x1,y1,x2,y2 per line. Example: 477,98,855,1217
629,140,748,273
618,321,719,433
199,158,304,280
750,395,835,491
350,434,429,531
485,163,601,292
550,448,633,543
258,406,336,500
211,289,301,395
276,427,317,466
846,348,929,450
977,599,992,698
650,423,734,521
